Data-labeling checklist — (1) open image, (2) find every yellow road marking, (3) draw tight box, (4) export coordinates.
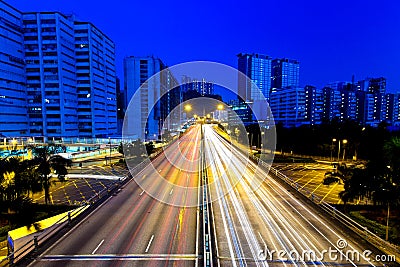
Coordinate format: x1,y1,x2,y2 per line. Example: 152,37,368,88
309,183,322,196
300,178,314,190
319,182,339,204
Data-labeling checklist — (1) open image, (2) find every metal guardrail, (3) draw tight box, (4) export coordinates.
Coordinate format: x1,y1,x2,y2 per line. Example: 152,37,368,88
2,205,88,266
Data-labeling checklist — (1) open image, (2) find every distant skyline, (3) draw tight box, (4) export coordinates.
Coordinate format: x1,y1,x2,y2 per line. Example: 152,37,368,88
7,0,400,92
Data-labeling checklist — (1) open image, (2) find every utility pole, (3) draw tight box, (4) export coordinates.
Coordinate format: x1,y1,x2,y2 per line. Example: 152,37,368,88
386,202,390,241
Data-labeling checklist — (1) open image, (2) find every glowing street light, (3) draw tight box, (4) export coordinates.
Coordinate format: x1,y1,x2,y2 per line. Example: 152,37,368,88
184,104,192,112
331,138,337,164
337,139,348,162
217,104,224,110
342,139,348,161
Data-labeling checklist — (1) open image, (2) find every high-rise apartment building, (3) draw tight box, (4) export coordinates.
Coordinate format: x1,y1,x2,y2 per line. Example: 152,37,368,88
271,58,300,89
322,87,342,121
269,87,306,127
237,53,272,101
193,78,214,96
227,99,252,125
180,76,214,95
0,1,117,138
391,94,400,126
23,12,79,138
357,77,386,94
321,78,391,127
160,68,180,133
0,1,28,137
341,90,358,122
304,85,323,125
74,21,117,138
124,56,179,140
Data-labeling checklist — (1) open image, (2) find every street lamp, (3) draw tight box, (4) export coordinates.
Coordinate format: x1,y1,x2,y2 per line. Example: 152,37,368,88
260,131,265,148
247,132,252,148
342,139,348,161
184,104,192,112
108,137,111,166
331,138,337,164
337,139,348,162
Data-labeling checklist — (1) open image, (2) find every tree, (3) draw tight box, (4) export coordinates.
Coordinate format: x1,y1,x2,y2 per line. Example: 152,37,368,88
145,142,155,155
339,136,400,207
30,143,72,205
0,157,36,205
383,137,400,186
0,156,40,227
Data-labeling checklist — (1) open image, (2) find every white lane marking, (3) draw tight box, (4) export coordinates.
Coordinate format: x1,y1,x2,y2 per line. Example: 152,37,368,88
140,190,145,196
170,189,173,195
91,239,104,254
145,235,155,253
39,254,198,261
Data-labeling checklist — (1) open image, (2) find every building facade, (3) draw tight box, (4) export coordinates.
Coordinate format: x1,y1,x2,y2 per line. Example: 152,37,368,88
0,1,117,139
0,1,28,137
237,53,272,102
270,77,397,128
271,58,300,89
270,87,306,127
304,85,323,125
74,21,117,138
124,56,179,140
23,12,79,138
180,76,214,95
227,99,253,125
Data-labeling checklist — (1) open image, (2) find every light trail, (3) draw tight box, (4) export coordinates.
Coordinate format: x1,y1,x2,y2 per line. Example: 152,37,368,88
203,124,378,267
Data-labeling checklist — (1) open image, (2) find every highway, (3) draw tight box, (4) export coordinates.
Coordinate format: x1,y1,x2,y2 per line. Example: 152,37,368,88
26,124,395,267
202,124,392,267
28,126,202,267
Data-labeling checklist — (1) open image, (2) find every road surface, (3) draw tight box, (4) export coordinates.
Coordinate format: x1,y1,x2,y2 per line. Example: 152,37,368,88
28,126,202,267
26,124,396,267
203,124,393,267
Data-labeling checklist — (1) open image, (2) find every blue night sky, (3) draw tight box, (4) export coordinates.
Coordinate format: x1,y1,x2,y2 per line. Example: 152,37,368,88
7,0,400,95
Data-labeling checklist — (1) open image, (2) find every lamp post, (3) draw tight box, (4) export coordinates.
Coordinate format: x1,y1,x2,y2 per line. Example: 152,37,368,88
108,137,111,166
342,139,348,161
331,138,337,164
337,139,348,163
260,131,265,150
386,201,390,241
